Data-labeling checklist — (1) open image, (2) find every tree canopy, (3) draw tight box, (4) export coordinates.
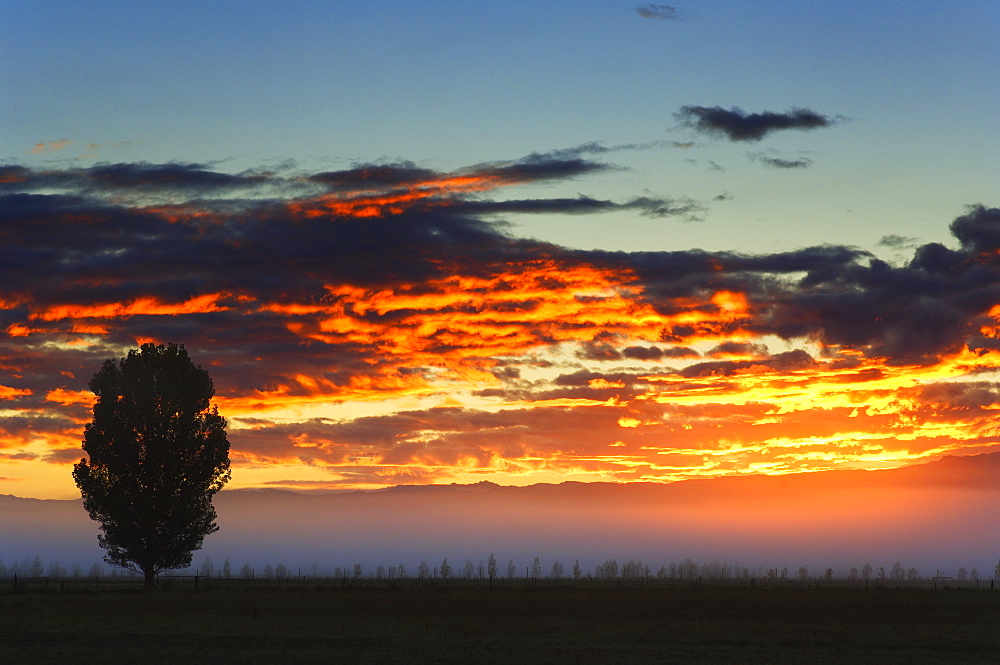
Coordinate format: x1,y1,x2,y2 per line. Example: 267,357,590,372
73,343,230,587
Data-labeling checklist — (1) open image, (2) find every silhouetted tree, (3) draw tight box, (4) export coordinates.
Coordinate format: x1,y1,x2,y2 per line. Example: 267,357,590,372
487,553,497,585
622,559,645,580
440,558,451,579
678,557,697,579
72,343,230,588
418,561,430,580
574,560,583,580
595,559,619,579
223,557,232,579
30,554,44,577
507,559,516,579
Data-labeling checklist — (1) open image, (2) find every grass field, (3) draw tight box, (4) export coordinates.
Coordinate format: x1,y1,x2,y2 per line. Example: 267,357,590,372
3,581,999,664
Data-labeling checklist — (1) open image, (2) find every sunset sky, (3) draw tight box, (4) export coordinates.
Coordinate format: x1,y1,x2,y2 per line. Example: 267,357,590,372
2,1,999,501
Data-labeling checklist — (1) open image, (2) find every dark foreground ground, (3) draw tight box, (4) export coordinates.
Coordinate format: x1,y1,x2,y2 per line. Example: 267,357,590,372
2,582,999,664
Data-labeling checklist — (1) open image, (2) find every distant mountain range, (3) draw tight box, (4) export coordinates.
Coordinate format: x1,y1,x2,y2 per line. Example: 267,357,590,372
2,453,998,576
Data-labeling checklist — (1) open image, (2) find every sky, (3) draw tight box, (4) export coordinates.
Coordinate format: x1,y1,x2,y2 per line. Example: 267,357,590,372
1,1,999,501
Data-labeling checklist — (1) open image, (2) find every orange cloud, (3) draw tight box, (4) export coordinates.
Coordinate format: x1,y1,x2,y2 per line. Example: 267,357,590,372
0,385,32,400
31,293,230,321
27,139,74,155
45,388,95,408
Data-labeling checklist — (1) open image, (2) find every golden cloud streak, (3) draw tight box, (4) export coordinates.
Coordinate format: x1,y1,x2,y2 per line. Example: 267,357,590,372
31,293,230,322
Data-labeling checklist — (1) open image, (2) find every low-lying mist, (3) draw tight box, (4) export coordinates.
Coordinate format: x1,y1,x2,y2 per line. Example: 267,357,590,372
2,454,997,579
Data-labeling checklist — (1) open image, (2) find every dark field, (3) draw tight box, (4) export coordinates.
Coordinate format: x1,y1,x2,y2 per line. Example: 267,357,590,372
3,582,999,664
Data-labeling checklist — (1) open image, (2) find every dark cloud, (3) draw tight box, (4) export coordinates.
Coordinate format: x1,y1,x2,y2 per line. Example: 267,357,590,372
585,214,1000,366
43,448,86,464
676,106,837,142
524,141,675,161
307,162,437,189
554,369,647,388
916,381,1000,411
451,194,705,220
679,349,816,378
626,196,708,222
478,156,610,183
707,341,769,358
949,205,1000,254
0,162,281,202
661,346,700,358
636,4,682,20
879,234,921,249
577,342,623,361
749,152,814,169
621,345,663,361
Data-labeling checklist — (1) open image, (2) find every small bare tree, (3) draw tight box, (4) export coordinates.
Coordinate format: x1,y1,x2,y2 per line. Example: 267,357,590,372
487,553,497,586
551,561,564,579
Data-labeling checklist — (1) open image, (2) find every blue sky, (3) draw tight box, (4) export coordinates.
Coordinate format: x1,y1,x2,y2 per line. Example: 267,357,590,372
4,0,997,256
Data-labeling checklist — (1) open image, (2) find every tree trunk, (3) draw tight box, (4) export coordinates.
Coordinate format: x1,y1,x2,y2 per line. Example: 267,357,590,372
143,566,156,590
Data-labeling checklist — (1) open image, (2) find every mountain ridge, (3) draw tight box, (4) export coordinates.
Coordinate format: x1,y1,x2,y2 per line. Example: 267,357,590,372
3,451,997,505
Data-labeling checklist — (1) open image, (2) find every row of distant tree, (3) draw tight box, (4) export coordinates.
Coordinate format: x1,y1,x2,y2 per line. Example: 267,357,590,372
6,553,998,583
